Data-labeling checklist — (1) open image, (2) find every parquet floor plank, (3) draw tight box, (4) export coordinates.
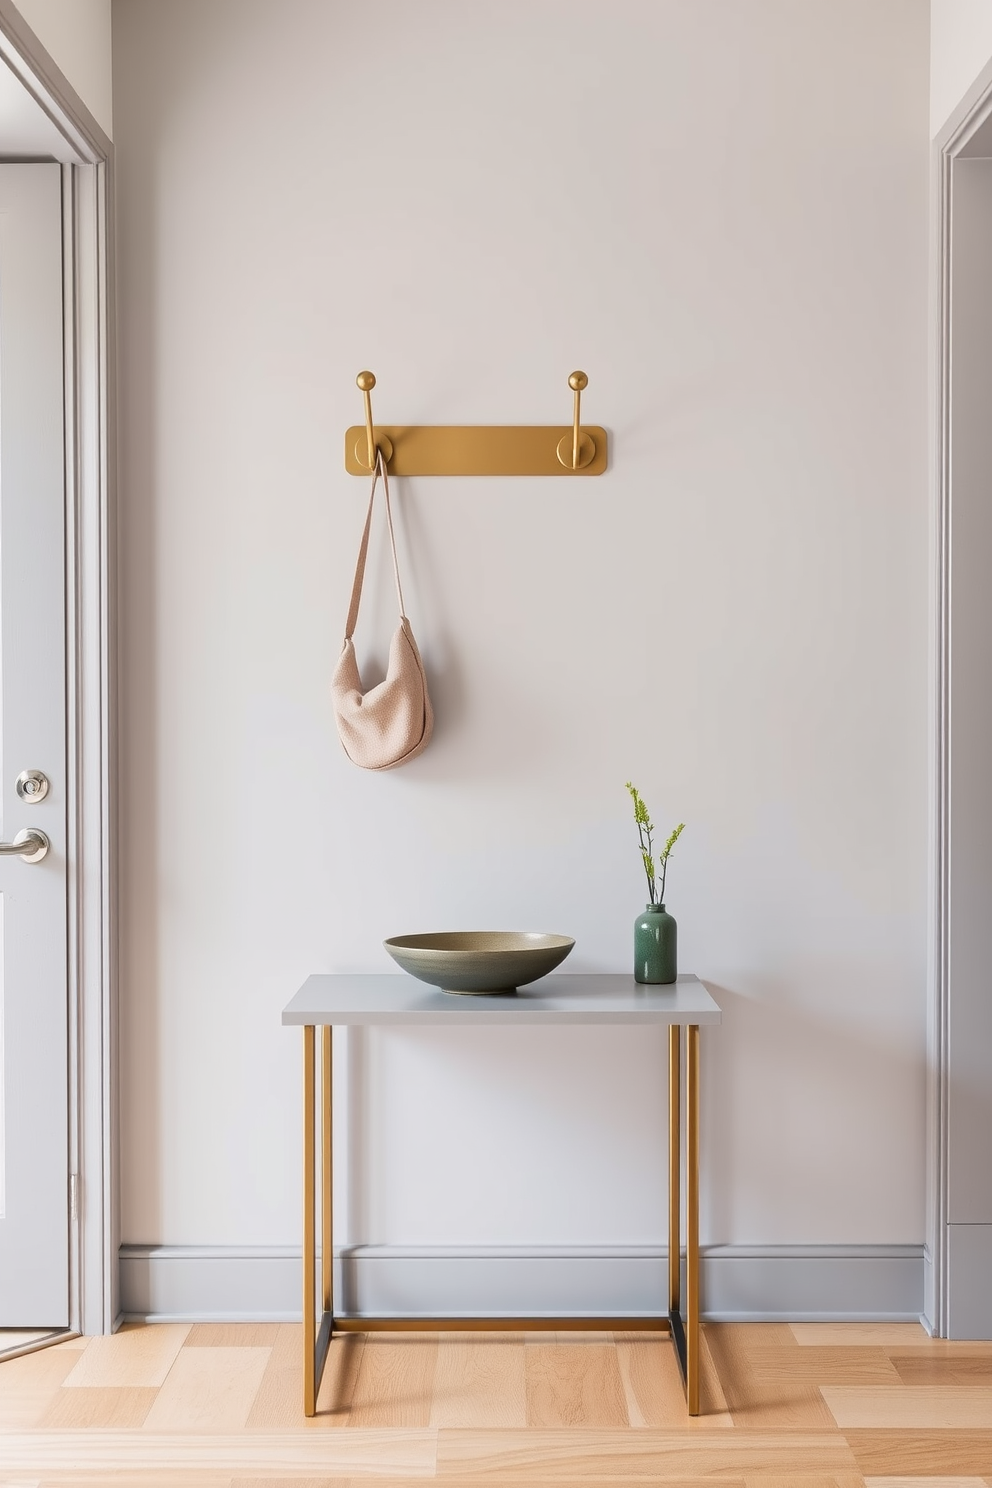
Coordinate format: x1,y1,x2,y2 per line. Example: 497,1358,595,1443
704,1324,836,1428
434,1427,861,1477
743,1346,900,1385
36,1477,233,1488
230,1479,352,1488
186,1325,281,1349
0,1347,82,1428
863,1476,990,1487
890,1352,992,1385
614,1329,732,1427
724,1322,801,1348
243,1322,364,1429
60,1325,190,1389
430,1334,527,1428
39,1386,158,1428
823,1385,992,1429
345,1334,439,1428
315,1332,368,1424
349,1482,743,1488
140,1347,271,1432
0,1428,437,1477
244,1322,309,1430
791,1324,932,1349
523,1343,628,1427
742,1478,866,1488
243,1327,368,1428
846,1428,992,1475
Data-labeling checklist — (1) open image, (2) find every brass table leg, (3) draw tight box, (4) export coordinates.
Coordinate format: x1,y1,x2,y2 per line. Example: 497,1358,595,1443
687,1023,700,1415
322,1026,333,1317
304,1024,335,1418
668,1022,702,1414
668,1024,681,1315
303,1025,316,1416
667,1025,688,1398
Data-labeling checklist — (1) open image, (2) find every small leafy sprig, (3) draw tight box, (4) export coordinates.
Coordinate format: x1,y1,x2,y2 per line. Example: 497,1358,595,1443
625,783,684,905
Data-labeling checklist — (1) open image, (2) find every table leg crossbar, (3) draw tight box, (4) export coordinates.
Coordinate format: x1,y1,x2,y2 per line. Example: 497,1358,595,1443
303,1019,702,1416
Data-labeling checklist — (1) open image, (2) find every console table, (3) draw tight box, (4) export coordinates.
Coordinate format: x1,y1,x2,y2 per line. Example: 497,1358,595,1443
281,972,721,1416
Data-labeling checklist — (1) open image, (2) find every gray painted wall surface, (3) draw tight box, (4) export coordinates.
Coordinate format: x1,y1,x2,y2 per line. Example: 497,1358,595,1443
113,0,930,1319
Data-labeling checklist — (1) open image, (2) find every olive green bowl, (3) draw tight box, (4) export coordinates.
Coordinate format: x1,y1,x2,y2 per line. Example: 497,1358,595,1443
383,931,575,995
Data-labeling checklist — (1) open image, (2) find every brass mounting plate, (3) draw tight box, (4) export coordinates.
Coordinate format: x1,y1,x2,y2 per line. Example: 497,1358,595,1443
344,425,608,477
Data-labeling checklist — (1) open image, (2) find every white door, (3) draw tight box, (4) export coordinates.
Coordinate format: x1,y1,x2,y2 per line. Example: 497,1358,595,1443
0,165,68,1327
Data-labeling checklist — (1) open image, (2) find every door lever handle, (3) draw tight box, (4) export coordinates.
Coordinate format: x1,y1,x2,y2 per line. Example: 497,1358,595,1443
0,828,49,862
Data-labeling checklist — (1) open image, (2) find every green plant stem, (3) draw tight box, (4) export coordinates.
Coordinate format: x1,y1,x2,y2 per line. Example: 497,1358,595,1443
637,818,656,903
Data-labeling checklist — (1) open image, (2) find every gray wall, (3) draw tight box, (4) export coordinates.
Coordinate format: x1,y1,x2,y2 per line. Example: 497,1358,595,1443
113,0,930,1318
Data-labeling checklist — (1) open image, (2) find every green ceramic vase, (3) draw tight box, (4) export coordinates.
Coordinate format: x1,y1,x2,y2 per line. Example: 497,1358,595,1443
634,903,677,984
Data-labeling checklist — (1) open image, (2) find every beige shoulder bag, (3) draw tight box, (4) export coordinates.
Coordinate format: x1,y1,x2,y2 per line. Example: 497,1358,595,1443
331,451,433,770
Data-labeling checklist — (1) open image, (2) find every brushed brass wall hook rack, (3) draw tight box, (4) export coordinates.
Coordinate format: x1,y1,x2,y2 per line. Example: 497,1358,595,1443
344,370,607,477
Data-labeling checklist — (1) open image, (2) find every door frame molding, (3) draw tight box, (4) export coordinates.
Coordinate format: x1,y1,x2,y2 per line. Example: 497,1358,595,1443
928,59,992,1338
0,2,118,1335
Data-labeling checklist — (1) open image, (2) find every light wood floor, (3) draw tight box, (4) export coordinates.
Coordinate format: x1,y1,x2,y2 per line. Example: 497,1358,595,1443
1,1320,991,1486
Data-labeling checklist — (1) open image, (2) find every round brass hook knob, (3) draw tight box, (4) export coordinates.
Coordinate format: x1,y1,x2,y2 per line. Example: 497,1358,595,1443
354,370,392,467
568,371,588,392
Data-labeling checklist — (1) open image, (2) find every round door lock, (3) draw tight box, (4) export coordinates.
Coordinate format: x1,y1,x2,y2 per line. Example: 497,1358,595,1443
16,769,49,803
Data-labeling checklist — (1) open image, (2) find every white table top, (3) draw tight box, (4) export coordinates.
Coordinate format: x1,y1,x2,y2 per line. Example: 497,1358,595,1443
282,973,721,1027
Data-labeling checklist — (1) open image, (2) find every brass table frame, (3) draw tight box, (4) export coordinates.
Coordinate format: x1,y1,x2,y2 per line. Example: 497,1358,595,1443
300,1018,702,1416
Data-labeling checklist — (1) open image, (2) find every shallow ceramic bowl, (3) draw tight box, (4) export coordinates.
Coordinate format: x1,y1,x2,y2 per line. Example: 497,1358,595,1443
383,931,575,994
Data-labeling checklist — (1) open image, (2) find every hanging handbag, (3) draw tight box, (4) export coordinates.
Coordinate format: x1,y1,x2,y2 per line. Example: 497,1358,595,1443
331,450,433,770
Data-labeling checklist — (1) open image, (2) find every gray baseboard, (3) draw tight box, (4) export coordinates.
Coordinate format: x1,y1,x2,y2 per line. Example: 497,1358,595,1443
700,1244,923,1321
120,1246,302,1322
119,1242,924,1324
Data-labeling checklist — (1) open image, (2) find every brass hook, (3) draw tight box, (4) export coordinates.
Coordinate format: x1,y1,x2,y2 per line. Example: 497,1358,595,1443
556,371,596,470
354,371,393,470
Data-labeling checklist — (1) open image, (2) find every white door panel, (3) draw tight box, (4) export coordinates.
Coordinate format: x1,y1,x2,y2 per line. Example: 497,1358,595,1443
0,164,68,1327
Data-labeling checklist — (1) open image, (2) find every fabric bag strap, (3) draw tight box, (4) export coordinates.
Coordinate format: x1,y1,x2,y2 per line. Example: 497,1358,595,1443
343,449,406,641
